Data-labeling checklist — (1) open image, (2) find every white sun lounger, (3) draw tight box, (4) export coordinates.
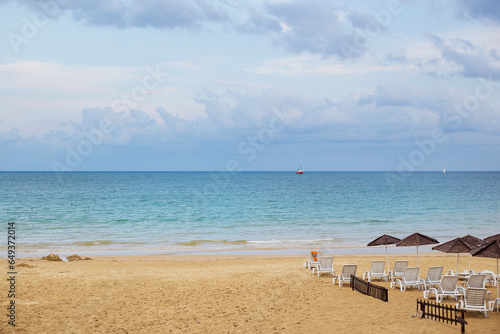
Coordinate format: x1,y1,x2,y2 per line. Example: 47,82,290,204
424,275,461,303
389,260,408,281
305,251,322,270
313,256,335,277
333,264,357,287
458,274,486,295
390,267,421,292
363,260,389,282
456,288,491,318
419,266,443,290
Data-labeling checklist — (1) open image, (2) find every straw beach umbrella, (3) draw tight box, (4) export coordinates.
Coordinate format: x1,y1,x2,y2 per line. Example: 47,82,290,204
461,235,485,272
396,233,439,267
367,234,401,273
484,233,500,242
470,239,500,312
432,237,475,274
461,235,485,247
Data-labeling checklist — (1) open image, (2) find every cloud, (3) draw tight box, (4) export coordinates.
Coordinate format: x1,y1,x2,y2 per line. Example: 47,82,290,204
235,5,282,34
456,0,500,24
0,127,22,143
427,35,500,80
245,0,405,59
0,60,199,132
7,82,497,150
10,0,403,59
358,82,500,140
383,52,408,64
383,35,500,80
2,83,499,170
12,0,228,30
13,0,402,59
261,2,370,59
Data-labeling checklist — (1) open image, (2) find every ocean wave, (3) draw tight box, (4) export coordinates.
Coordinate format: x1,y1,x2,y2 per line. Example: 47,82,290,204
174,240,248,246
247,238,345,244
70,240,149,246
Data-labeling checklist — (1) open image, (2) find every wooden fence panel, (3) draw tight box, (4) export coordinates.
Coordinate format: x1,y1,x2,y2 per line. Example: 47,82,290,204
350,275,388,302
416,299,467,333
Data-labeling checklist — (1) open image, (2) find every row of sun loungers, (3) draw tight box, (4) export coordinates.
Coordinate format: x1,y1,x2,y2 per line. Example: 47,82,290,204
388,264,497,317
305,251,498,317
305,253,358,286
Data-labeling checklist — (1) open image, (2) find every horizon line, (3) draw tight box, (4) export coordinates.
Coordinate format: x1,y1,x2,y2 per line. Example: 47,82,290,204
1,170,499,173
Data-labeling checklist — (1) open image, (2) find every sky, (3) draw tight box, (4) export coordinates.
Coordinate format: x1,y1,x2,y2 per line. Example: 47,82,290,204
0,0,499,171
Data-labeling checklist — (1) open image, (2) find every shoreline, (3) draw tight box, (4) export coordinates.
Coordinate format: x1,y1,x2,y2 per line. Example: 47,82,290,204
13,244,445,259
14,250,478,262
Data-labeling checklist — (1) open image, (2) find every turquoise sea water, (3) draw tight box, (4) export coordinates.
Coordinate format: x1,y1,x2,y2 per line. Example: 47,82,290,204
1,171,499,257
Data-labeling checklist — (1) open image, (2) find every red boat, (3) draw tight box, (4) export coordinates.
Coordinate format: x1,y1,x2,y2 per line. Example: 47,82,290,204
296,167,304,174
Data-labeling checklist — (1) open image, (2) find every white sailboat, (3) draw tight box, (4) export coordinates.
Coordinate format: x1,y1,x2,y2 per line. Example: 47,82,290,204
443,167,446,173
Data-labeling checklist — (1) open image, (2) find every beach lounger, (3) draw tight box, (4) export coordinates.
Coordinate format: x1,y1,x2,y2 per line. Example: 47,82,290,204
305,251,322,270
333,264,357,287
389,260,408,281
424,275,461,303
458,274,486,295
313,256,334,277
363,260,389,282
390,267,421,292
456,288,491,318
479,270,497,287
419,266,443,290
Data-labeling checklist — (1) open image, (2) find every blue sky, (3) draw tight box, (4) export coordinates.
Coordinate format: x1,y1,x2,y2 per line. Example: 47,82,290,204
0,0,499,171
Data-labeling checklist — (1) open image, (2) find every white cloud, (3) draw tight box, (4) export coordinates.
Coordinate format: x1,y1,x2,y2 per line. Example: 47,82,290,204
11,0,228,30
381,32,500,80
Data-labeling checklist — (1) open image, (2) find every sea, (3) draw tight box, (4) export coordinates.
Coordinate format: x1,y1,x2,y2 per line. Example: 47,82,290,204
1,171,499,258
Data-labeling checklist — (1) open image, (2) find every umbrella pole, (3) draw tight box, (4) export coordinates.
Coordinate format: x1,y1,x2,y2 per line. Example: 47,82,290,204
456,253,459,274
469,253,471,273
416,245,419,267
385,244,389,274
497,258,499,312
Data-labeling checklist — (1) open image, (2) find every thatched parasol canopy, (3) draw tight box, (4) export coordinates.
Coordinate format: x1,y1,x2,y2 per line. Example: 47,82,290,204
432,237,475,273
461,235,485,247
397,232,439,247
397,233,439,267
433,237,473,253
470,239,500,259
484,233,500,242
367,234,401,273
367,234,401,246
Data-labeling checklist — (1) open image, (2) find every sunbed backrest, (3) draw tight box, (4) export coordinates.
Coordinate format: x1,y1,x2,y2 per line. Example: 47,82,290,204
466,288,486,307
394,260,408,273
467,274,486,288
372,261,385,274
343,264,357,277
320,256,333,269
440,275,458,292
426,266,443,281
404,267,419,281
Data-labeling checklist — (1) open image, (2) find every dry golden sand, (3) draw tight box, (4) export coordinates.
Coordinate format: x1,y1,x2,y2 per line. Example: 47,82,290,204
2,253,499,333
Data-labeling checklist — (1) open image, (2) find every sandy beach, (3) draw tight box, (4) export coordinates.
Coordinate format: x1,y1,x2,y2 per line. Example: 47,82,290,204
2,253,499,333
